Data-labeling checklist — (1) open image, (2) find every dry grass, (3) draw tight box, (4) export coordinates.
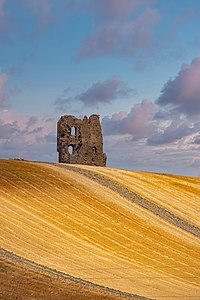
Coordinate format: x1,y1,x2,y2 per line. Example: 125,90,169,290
0,159,200,300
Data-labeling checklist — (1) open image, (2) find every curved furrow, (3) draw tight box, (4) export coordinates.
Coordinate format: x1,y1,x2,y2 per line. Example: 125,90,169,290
1,160,200,300
79,166,200,228
54,164,200,238
0,248,151,300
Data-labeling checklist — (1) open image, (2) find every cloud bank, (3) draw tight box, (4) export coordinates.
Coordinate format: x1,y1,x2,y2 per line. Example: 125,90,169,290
1,43,200,175
157,55,200,117
101,55,200,175
103,99,155,137
0,109,56,161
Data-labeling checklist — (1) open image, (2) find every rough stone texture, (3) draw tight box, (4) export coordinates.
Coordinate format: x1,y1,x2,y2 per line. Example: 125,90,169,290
57,114,106,166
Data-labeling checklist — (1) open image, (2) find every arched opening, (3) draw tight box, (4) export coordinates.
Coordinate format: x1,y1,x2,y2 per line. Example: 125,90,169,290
68,145,73,155
92,146,97,153
70,126,76,136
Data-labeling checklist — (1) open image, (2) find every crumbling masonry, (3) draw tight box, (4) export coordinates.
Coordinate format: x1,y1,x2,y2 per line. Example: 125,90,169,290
57,114,106,167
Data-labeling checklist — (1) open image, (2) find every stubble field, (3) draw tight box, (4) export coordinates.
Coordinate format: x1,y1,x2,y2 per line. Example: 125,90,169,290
0,159,200,299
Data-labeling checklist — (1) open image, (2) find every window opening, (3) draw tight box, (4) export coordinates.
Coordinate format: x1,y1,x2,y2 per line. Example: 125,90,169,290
92,146,97,153
68,145,73,155
71,126,76,136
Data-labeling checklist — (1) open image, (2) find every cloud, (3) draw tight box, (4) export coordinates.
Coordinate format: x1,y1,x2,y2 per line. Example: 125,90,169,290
122,9,160,55
55,75,134,111
0,120,19,139
101,54,200,175
138,54,200,147
91,0,157,20
55,52,200,174
68,0,155,17
102,99,156,137
77,1,160,59
102,68,200,147
23,0,52,25
157,55,200,117
78,75,132,106
78,25,120,57
0,109,56,161
147,118,193,145
91,0,142,19
0,73,8,107
105,134,200,176
193,136,200,144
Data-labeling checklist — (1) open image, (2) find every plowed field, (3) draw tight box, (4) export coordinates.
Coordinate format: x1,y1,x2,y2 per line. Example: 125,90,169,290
0,159,200,300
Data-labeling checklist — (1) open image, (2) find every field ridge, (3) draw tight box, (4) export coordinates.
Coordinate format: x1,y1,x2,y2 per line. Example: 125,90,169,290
0,159,200,300
0,247,153,300
53,163,200,238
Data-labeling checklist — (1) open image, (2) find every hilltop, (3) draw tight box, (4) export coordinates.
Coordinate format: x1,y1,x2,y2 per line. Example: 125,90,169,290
0,159,200,300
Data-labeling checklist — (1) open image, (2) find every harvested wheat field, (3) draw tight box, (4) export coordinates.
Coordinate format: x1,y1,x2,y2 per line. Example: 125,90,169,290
0,159,200,300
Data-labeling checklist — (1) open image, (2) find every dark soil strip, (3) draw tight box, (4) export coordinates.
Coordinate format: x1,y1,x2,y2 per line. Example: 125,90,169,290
55,164,200,238
0,248,153,300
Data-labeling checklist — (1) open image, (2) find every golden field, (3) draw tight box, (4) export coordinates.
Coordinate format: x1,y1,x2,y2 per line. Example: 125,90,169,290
0,159,200,299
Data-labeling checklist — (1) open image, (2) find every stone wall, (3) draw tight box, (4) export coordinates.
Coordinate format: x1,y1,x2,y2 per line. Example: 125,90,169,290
57,114,106,167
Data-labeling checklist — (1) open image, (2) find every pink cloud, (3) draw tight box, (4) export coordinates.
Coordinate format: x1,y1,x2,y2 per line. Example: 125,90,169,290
102,91,200,146
103,95,200,175
0,120,19,139
0,109,56,161
0,110,55,139
157,55,200,116
103,99,156,137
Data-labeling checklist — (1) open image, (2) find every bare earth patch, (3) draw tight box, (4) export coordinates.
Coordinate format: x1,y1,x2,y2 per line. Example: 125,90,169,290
0,248,150,300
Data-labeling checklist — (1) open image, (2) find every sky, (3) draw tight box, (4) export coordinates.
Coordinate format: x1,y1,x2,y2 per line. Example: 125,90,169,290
0,0,200,176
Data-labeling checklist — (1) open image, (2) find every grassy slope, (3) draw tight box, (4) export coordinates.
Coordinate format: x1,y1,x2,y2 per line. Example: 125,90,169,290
0,159,200,300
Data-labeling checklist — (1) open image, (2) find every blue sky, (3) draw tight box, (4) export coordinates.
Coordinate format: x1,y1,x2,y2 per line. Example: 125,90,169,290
1,0,200,176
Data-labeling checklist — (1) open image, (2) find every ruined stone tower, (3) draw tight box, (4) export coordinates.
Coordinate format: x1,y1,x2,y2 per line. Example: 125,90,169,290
57,114,106,167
